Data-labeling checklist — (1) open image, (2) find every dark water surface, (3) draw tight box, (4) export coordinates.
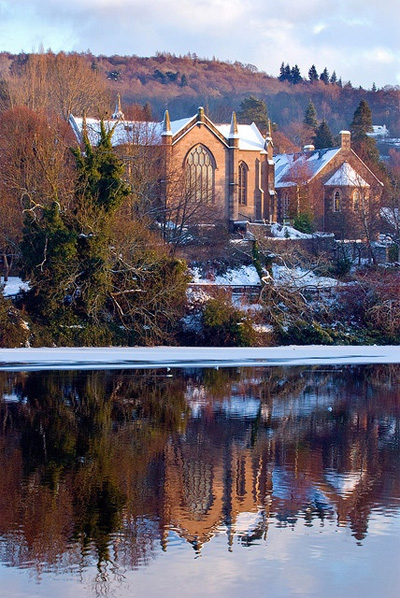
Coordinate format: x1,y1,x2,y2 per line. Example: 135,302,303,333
0,364,399,597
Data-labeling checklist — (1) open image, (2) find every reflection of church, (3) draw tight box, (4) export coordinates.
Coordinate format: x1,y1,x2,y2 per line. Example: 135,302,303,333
154,381,387,551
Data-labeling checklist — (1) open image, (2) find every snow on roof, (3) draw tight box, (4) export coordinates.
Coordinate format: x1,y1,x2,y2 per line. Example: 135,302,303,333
274,147,339,188
324,162,370,187
69,114,266,152
69,116,163,146
215,122,266,151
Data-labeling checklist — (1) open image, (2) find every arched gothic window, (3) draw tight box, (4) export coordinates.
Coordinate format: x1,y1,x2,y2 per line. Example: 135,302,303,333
238,162,248,206
353,189,360,211
185,145,215,203
282,191,290,219
333,189,342,212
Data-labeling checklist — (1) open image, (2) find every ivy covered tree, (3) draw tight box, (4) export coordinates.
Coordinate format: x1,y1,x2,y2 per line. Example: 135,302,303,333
20,121,188,346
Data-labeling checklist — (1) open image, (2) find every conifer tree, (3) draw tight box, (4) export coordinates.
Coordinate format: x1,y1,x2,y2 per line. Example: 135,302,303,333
320,67,329,85
313,120,334,149
304,100,318,131
330,71,337,85
238,96,269,133
308,65,319,82
350,99,380,165
290,64,302,84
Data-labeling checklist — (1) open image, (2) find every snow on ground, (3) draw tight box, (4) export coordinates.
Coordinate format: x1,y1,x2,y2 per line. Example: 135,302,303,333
190,265,261,286
272,265,338,289
270,223,313,239
0,345,399,371
1,277,29,296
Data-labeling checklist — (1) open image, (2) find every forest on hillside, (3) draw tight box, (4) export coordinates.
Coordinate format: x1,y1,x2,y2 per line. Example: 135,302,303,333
0,51,399,137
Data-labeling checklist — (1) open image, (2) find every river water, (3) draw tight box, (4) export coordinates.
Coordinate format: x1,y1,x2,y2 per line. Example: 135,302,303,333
0,364,399,597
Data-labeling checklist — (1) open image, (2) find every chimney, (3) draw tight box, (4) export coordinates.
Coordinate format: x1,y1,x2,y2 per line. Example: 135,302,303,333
340,130,351,151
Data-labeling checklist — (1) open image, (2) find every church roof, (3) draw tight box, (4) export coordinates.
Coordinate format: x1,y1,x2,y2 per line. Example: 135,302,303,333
324,162,370,187
69,112,266,151
274,147,340,188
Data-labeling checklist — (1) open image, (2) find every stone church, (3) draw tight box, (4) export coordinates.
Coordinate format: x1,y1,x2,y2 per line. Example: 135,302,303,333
69,98,384,238
69,99,275,230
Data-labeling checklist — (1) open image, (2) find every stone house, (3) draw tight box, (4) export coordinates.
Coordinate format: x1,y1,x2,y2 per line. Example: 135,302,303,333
274,131,384,238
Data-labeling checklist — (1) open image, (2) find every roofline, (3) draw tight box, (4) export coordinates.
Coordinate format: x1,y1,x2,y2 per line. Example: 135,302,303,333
349,148,384,186
172,113,229,147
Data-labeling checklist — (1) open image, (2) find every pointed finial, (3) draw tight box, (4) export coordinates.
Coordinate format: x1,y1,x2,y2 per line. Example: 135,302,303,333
112,93,124,120
229,111,239,138
162,109,172,136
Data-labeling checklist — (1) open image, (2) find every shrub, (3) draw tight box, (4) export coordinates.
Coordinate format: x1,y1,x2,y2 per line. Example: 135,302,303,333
202,293,256,346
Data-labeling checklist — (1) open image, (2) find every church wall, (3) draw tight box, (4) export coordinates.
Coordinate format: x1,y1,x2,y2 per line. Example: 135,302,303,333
171,123,229,220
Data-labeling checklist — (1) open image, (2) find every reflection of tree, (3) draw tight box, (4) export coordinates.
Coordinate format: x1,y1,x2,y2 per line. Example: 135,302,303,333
0,369,188,582
0,364,399,582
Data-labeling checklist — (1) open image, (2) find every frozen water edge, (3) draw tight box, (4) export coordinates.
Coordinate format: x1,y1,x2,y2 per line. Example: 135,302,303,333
0,345,399,371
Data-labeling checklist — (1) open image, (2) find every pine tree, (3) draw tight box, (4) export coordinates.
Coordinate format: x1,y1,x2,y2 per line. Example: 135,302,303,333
350,99,373,142
278,62,286,81
304,100,318,131
308,64,319,82
320,67,330,85
330,71,337,85
350,99,380,166
314,120,334,149
238,96,269,133
290,64,302,84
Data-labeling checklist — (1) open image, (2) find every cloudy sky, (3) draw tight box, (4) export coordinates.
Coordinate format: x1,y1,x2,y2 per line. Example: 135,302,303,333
0,0,399,89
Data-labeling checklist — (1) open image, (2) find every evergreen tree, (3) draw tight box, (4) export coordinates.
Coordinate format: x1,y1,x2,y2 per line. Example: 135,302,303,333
350,99,373,142
290,64,302,84
330,71,337,85
308,64,319,82
320,67,330,84
350,99,380,165
313,120,334,149
304,100,318,131
278,62,286,81
371,82,377,92
238,96,269,133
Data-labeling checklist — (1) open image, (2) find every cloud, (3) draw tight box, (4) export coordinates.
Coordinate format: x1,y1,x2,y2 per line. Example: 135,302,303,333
0,0,398,88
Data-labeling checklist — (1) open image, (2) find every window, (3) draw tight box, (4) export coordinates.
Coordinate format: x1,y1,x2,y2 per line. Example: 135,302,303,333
282,192,290,219
238,162,248,206
333,190,341,212
185,145,215,203
353,189,360,211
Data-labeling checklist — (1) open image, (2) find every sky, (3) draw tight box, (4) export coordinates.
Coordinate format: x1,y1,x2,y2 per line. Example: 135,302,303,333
0,0,399,89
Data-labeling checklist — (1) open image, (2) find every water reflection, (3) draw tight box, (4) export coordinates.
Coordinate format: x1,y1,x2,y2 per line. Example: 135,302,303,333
0,365,399,594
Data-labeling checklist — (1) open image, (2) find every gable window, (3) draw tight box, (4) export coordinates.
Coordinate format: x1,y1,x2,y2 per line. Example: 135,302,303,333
282,192,290,219
185,144,215,203
353,189,360,211
333,189,341,212
238,162,248,206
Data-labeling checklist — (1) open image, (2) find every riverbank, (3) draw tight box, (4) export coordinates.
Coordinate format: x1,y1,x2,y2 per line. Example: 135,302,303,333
0,345,400,370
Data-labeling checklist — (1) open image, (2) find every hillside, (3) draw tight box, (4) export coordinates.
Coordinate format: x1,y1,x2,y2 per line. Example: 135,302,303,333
0,51,399,137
